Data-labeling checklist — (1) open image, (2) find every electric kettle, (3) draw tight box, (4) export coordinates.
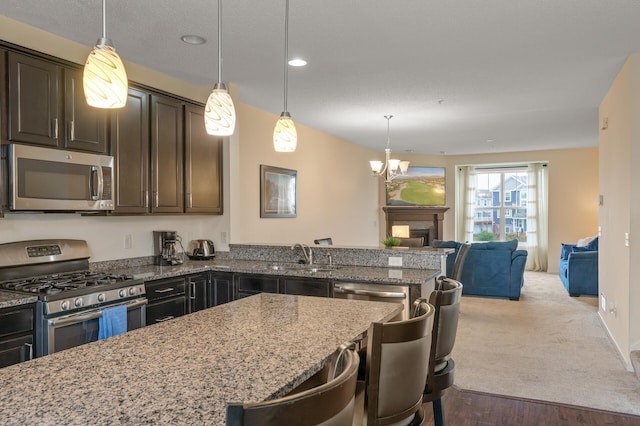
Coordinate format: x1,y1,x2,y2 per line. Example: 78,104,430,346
191,239,215,260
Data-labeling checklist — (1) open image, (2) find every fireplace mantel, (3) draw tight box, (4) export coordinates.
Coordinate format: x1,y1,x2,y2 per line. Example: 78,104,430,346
383,206,450,246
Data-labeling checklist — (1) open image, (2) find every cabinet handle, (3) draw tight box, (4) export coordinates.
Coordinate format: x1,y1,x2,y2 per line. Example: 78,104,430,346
155,287,175,294
154,191,159,207
188,193,193,208
190,281,196,300
155,316,175,323
145,191,149,208
69,120,75,141
52,118,58,140
24,343,33,361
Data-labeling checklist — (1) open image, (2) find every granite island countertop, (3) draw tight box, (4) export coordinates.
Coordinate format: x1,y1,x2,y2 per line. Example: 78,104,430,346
0,293,402,425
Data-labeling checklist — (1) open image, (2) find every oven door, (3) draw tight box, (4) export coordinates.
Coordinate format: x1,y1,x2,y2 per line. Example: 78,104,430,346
40,298,146,357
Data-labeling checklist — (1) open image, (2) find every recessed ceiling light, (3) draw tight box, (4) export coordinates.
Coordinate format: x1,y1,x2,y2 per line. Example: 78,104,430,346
181,35,206,45
288,58,307,67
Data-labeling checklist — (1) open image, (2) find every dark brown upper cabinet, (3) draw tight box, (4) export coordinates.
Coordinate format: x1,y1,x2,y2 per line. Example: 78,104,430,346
7,51,107,153
184,104,223,214
150,94,184,214
111,87,150,214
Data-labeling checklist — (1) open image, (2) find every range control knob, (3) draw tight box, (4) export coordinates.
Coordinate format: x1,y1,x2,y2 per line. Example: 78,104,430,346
74,298,83,308
97,293,106,303
60,300,70,311
119,289,126,298
128,287,136,296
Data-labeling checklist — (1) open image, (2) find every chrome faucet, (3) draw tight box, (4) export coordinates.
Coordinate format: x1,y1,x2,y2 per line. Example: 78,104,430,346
291,243,313,265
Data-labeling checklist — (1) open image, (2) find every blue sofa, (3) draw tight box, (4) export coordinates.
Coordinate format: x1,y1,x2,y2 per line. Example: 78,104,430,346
559,237,598,297
433,239,528,300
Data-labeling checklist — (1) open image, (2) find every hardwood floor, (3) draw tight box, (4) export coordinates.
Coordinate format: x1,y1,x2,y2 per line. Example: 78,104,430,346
421,386,640,426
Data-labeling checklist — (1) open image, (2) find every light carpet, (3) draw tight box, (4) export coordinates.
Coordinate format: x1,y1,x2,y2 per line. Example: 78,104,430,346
452,271,640,415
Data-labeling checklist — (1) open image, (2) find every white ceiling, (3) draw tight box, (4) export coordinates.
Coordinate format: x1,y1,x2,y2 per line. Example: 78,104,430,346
2,0,640,155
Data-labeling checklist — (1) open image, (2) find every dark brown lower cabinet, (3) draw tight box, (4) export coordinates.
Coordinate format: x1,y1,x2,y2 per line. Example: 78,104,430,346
209,273,234,307
145,277,187,326
0,304,35,368
281,278,332,298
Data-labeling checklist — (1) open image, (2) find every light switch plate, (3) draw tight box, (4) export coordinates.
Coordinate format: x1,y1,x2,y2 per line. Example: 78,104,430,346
389,257,403,267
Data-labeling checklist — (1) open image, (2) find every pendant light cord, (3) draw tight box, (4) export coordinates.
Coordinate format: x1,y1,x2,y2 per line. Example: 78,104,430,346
101,0,107,39
283,0,289,113
218,0,223,84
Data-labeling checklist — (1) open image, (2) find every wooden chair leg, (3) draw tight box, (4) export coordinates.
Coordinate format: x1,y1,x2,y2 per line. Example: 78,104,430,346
433,398,444,426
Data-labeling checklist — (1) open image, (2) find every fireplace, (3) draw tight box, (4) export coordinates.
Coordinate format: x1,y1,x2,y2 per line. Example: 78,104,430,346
383,206,449,246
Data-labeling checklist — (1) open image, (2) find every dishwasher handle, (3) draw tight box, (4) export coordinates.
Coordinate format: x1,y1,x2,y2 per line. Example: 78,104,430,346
333,285,406,299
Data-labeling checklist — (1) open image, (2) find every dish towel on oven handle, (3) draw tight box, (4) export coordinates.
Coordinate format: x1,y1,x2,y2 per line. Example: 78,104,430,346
98,305,128,340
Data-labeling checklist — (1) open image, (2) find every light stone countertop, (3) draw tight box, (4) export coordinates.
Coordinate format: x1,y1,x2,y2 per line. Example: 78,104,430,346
0,290,37,309
0,293,402,425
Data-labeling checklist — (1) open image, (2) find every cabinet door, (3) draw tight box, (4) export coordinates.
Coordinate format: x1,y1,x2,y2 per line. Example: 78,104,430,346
184,104,223,214
111,88,150,213
7,52,60,147
209,273,234,307
282,278,332,298
151,94,184,213
235,275,279,299
188,273,209,313
63,68,108,153
0,334,33,369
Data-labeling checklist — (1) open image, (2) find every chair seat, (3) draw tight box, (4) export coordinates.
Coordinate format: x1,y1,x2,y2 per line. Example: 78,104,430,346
353,380,425,426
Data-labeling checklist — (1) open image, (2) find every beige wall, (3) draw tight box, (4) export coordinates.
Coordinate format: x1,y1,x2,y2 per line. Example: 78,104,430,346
386,149,599,274
234,103,380,247
599,53,640,367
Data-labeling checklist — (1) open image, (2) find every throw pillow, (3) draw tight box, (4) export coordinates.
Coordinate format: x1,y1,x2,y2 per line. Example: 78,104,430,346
561,243,576,260
576,235,597,247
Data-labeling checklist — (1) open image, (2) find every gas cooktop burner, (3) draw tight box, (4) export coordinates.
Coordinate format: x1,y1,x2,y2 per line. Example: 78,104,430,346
0,271,136,295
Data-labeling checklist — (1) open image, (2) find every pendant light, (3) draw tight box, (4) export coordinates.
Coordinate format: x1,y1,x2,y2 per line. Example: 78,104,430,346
83,0,128,109
205,0,236,136
370,115,410,182
273,0,297,152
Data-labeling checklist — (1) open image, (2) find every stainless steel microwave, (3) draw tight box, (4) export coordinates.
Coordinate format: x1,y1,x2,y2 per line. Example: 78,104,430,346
7,144,115,212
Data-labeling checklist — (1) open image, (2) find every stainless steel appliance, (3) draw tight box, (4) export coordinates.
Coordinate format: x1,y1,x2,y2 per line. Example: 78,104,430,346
333,282,410,320
153,231,184,265
0,239,146,357
189,239,215,260
7,144,115,212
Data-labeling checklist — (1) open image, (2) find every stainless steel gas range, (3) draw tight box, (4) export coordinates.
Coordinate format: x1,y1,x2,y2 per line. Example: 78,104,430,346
0,239,146,357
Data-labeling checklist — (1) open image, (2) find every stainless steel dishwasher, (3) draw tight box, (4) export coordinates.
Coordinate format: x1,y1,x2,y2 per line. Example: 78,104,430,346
333,282,410,320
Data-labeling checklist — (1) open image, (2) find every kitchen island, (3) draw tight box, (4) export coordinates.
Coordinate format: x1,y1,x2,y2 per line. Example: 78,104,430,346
0,293,402,425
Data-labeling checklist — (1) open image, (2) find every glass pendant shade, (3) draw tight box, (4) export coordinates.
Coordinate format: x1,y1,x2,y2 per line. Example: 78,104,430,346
273,112,297,152
205,83,236,136
370,161,384,174
83,42,128,108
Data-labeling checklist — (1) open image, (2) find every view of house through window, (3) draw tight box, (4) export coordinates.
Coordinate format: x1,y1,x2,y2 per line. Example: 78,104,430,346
472,168,528,242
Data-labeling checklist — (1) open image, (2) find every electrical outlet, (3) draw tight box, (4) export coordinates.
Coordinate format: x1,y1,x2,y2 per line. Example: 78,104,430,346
600,294,606,312
388,257,403,267
388,269,403,279
124,234,132,249
221,231,228,244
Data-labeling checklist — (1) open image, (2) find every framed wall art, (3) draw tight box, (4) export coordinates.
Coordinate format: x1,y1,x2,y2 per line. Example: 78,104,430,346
260,165,297,218
385,166,446,206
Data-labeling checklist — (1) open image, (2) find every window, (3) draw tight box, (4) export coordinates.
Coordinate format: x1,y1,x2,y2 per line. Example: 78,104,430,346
466,168,527,242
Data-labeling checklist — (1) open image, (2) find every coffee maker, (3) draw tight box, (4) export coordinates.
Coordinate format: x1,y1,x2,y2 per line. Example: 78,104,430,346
153,231,184,265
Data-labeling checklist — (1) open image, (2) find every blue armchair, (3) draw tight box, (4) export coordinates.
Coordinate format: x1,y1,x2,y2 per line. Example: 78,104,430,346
559,237,598,297
433,239,528,300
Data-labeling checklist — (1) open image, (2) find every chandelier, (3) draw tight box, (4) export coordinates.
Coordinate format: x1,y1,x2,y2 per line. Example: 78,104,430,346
369,115,409,182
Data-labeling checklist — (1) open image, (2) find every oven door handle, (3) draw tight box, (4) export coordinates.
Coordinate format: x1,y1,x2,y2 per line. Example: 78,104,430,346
48,299,147,327
333,286,406,299
49,310,103,327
